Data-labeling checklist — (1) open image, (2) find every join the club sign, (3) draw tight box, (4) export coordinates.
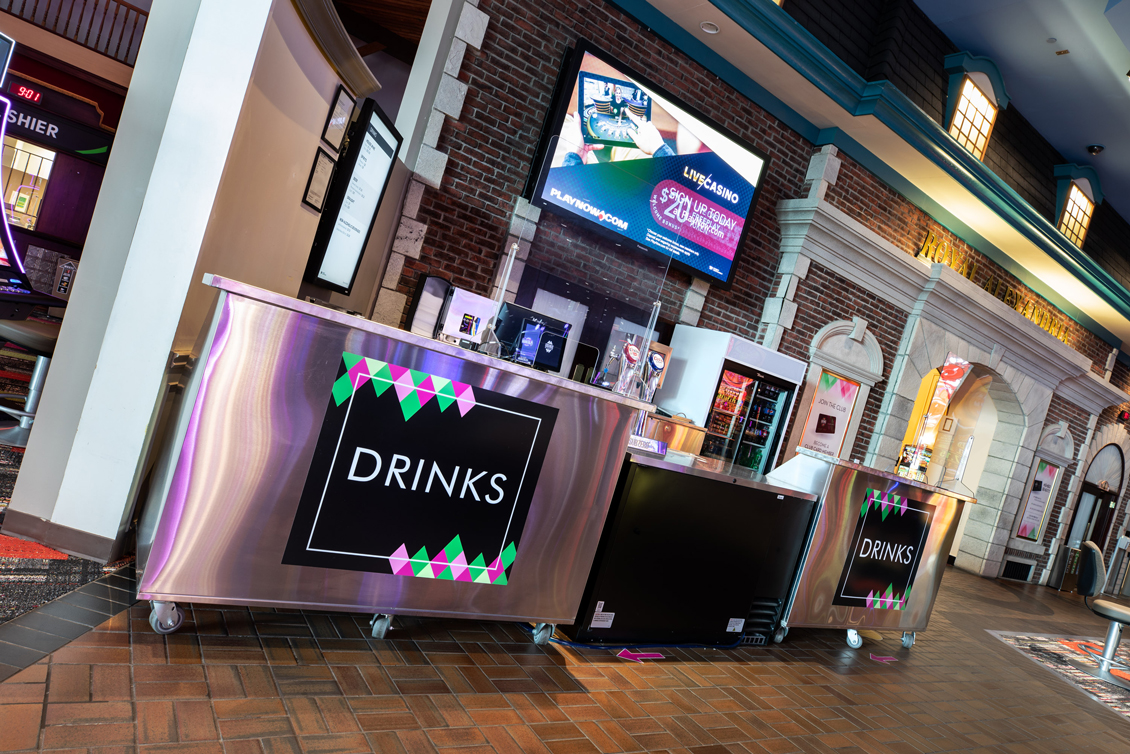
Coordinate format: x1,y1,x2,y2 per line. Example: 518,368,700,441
283,353,558,585
832,488,936,611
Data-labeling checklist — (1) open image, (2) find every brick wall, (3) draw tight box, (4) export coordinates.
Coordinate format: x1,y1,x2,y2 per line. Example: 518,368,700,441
400,0,811,336
824,151,1114,373
776,261,908,461
782,0,1130,292
1028,395,1092,575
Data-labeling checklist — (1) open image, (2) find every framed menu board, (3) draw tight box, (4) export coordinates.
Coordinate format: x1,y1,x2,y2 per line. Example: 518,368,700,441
304,98,402,294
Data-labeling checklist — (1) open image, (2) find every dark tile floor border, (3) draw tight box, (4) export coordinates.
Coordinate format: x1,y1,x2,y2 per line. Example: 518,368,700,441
0,564,136,680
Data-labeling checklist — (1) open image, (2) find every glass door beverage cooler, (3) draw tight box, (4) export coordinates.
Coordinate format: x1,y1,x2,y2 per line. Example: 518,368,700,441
654,325,806,475
701,366,793,473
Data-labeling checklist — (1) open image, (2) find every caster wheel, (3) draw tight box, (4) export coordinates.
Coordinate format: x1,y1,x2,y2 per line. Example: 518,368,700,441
149,602,184,635
846,629,863,649
901,631,916,649
773,626,788,644
370,614,392,640
532,623,554,645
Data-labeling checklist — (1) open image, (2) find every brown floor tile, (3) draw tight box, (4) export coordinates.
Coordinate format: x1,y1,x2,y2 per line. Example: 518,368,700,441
0,703,42,751
0,570,1126,753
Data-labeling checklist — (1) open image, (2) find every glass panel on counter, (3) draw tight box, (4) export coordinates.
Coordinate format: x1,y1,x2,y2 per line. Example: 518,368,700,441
512,132,679,400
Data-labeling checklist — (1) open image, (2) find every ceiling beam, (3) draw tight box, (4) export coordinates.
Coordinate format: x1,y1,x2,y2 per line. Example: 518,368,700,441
332,2,416,65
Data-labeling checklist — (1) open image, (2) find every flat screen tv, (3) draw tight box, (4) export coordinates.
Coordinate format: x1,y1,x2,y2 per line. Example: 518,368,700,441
304,97,402,294
529,40,768,289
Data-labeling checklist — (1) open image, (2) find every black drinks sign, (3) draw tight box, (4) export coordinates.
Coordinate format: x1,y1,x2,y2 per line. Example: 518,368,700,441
283,352,558,585
832,488,935,610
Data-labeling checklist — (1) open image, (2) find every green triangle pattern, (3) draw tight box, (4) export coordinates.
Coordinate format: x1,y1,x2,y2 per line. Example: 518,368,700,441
435,380,457,411
468,554,487,581
371,364,394,396
332,374,355,406
500,542,517,569
399,391,423,420
410,547,430,576
444,536,464,562
436,566,454,580
493,571,508,585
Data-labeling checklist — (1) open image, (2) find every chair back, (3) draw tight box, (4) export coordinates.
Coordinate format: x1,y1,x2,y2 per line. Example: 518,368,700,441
1078,541,1107,597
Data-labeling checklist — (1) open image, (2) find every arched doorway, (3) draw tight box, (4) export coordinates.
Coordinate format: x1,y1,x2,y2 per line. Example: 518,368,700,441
1065,443,1124,555
893,360,1026,564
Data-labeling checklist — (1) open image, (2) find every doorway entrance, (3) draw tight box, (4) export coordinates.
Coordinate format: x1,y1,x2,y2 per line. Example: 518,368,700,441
1053,443,1124,591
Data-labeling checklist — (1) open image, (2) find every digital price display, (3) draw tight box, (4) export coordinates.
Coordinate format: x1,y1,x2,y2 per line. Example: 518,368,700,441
8,83,41,104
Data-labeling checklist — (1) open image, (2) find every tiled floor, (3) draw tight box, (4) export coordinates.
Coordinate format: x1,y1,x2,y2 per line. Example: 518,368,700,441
1,566,1129,752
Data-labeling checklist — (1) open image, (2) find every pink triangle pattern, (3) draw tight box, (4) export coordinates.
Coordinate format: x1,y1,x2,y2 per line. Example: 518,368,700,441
347,359,371,390
454,383,477,417
393,370,416,402
486,556,504,582
390,544,413,576
431,549,449,575
416,376,437,407
449,552,469,581
335,354,482,422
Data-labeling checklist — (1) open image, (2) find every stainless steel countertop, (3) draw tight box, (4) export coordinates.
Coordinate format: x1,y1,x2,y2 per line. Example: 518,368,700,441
205,274,654,412
627,451,819,501
793,447,977,504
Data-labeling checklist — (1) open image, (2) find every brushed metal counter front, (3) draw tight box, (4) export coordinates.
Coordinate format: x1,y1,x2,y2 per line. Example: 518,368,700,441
769,449,974,634
136,276,650,624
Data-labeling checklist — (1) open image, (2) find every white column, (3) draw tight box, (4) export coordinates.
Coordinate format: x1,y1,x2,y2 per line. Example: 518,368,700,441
4,0,274,558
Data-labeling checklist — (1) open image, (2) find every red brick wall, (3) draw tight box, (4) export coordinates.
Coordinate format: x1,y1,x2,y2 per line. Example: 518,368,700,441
825,153,1114,373
1021,395,1092,575
398,0,812,333
776,262,909,461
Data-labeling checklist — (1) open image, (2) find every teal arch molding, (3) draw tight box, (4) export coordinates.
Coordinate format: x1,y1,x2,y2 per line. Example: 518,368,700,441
607,0,1126,347
943,52,1011,136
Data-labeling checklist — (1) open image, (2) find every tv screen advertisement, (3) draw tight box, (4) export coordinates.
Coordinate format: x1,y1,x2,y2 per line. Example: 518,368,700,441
530,41,768,288
305,98,402,294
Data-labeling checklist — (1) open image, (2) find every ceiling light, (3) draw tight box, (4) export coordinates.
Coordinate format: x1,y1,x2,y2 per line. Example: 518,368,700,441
700,21,720,34
1088,144,1105,156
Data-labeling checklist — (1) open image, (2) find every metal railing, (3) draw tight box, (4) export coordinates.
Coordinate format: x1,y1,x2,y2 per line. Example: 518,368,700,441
0,0,148,66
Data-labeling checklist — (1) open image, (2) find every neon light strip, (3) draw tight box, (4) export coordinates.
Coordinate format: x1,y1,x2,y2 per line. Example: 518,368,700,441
0,95,27,273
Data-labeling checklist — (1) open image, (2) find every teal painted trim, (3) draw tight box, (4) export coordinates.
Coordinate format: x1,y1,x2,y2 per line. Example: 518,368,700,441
606,0,1129,344
606,0,821,144
827,129,1121,347
708,0,1130,322
943,52,1011,109
1055,163,1104,207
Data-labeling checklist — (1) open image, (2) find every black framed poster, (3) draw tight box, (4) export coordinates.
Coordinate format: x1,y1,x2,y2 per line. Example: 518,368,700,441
321,84,355,152
832,488,936,610
283,352,559,585
302,147,336,212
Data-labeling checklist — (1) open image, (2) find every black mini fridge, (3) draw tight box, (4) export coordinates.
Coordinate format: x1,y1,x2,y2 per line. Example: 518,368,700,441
560,453,817,646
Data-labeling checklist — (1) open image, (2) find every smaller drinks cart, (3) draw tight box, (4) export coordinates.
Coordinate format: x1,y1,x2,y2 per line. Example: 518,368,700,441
767,449,974,649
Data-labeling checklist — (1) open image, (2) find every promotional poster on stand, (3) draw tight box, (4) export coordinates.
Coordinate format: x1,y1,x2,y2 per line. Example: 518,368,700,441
532,41,768,288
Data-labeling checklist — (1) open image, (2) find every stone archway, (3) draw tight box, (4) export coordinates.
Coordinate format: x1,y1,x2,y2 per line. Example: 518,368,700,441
1065,424,1130,561
867,317,1051,577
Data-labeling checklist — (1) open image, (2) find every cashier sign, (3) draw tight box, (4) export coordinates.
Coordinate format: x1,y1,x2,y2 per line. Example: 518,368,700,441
283,352,558,585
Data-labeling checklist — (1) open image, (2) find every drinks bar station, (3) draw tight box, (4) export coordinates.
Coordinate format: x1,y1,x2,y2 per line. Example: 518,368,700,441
135,39,973,650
